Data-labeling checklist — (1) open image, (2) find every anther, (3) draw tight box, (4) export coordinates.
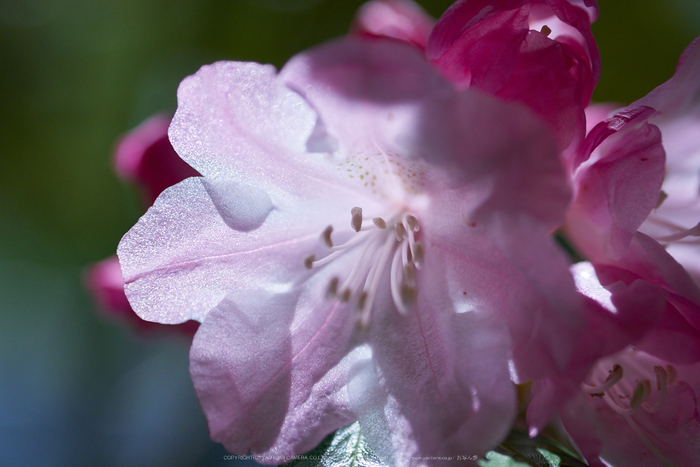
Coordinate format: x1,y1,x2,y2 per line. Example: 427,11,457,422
666,365,678,385
630,379,652,409
373,217,387,229
405,214,419,232
656,190,668,208
540,25,552,37
400,283,417,307
351,207,363,232
339,289,352,302
327,277,339,298
403,263,416,285
304,254,315,269
644,366,669,413
321,225,334,248
412,241,424,267
395,222,407,241
654,366,667,391
357,291,368,311
582,364,623,394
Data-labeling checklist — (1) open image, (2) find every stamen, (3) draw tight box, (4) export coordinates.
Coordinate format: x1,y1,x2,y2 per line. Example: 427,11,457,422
303,207,424,325
321,225,333,248
666,365,678,385
373,217,387,229
582,364,623,394
629,379,652,409
394,221,407,241
643,366,668,413
327,277,339,298
304,254,315,269
309,249,345,268
654,221,700,242
405,214,419,232
413,241,424,268
362,233,400,318
655,190,668,208
357,291,368,311
403,262,416,286
390,245,408,314
401,283,417,307
351,207,363,232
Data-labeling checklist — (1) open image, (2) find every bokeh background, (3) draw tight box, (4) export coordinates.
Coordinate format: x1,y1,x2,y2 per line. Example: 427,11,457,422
2,1,699,466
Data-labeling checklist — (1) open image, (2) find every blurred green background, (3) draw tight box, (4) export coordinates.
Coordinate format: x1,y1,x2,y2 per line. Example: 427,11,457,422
1,1,698,466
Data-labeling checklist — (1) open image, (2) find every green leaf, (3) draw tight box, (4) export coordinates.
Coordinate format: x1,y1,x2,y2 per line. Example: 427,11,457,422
486,427,588,467
282,424,587,467
281,422,384,467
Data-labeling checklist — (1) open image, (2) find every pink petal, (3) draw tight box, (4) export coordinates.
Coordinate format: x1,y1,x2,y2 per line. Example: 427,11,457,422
349,284,515,459
118,176,377,324
561,356,700,467
282,38,570,231
85,255,199,335
189,288,357,459
113,113,199,206
633,36,700,117
527,262,667,435
350,0,434,50
280,37,452,157
424,196,584,383
170,61,327,182
595,233,700,331
412,91,570,230
591,233,700,363
565,121,665,261
427,0,600,149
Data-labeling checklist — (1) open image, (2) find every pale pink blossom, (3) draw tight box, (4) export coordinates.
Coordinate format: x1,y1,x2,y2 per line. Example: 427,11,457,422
426,0,601,149
118,37,585,463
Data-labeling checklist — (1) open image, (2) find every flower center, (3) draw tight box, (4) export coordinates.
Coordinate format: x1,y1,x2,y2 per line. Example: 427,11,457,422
581,348,678,464
582,360,675,416
304,206,423,327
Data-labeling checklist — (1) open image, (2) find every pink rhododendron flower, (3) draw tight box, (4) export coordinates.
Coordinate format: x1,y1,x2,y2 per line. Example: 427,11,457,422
118,36,586,463
561,36,700,363
426,0,601,149
529,263,700,467
86,114,199,335
114,113,200,206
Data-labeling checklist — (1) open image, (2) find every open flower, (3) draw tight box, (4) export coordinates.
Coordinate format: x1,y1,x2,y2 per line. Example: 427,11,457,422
528,263,700,467
118,37,584,463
